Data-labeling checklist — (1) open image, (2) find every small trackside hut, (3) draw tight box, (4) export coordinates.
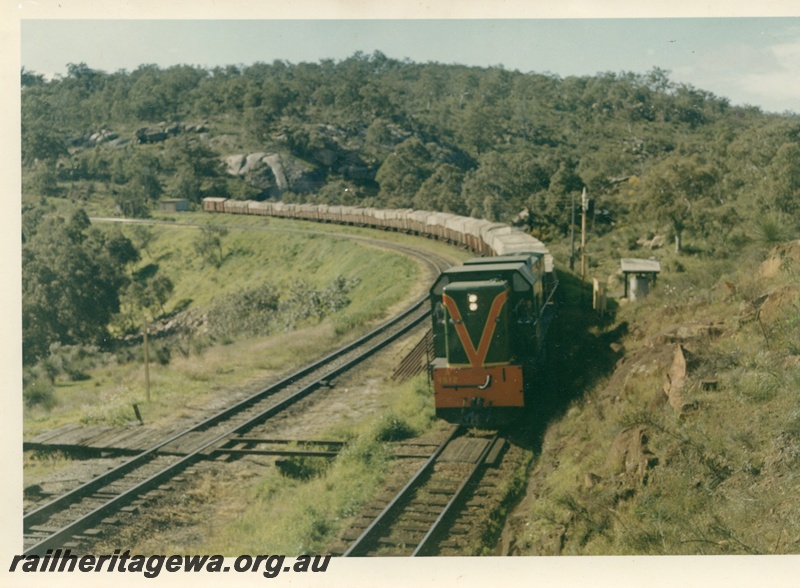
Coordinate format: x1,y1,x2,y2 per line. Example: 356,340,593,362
620,258,661,301
428,252,555,426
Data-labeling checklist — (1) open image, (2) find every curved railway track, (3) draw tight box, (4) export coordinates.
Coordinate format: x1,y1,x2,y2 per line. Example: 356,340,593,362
338,427,504,557
23,234,454,556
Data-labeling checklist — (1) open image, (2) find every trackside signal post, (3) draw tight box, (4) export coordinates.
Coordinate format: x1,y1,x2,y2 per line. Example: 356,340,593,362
581,187,587,290
570,192,576,271
143,316,151,402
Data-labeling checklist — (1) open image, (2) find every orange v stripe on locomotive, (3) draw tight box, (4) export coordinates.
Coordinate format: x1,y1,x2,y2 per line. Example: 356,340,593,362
442,289,509,368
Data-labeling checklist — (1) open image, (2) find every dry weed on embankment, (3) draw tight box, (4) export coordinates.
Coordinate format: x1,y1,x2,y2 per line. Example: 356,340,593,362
508,240,800,555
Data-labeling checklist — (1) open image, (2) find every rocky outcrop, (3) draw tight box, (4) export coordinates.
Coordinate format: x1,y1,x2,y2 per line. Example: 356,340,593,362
68,129,126,148
134,121,208,144
225,151,323,196
606,425,659,484
661,344,702,414
739,285,800,326
759,240,800,278
636,234,666,250
759,285,800,325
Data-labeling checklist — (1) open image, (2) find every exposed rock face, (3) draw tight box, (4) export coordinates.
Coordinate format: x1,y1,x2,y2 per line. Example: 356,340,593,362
758,285,800,325
662,344,701,414
225,152,322,196
262,154,289,191
134,122,208,144
739,285,800,326
123,308,207,343
226,152,281,196
225,154,246,174
636,234,666,250
606,425,659,484
653,322,725,345
89,129,118,145
760,240,800,278
663,345,687,410
68,129,125,148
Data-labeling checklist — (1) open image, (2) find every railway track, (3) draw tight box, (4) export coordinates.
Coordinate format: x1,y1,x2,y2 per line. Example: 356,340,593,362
337,427,506,557
22,241,453,556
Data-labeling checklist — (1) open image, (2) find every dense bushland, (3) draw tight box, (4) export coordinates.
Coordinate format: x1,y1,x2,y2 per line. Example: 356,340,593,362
20,53,800,419
22,55,799,231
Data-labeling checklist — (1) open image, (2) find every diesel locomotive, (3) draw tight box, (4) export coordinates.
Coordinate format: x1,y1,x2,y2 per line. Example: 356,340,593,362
428,253,556,425
202,198,557,425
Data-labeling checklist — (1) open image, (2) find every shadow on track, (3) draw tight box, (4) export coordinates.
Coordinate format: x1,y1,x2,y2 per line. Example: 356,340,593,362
507,270,627,453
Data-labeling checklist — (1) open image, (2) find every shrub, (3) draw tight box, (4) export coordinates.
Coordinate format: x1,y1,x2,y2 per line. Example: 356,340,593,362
47,343,103,381
207,276,361,341
276,456,329,481
23,377,57,410
374,413,416,441
153,343,172,366
755,213,790,246
80,398,137,426
207,284,280,339
735,371,779,404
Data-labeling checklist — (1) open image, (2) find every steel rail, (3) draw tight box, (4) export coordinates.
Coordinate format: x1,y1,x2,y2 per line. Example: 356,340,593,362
342,425,462,557
24,297,433,555
23,241,450,555
411,432,500,556
24,298,435,555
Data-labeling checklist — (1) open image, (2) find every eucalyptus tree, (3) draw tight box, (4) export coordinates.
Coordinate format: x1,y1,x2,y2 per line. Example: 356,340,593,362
641,153,717,253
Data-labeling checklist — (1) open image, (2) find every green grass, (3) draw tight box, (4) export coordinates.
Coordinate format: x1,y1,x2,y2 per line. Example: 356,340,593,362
516,232,800,555
119,375,441,555
115,216,419,320
23,212,433,437
24,198,452,555
202,376,439,555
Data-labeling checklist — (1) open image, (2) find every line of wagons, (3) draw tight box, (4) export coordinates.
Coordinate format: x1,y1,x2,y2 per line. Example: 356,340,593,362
203,197,559,425
202,198,554,276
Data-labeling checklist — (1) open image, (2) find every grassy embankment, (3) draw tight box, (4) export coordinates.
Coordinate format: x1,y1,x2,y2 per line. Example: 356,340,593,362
514,226,800,555
23,210,469,437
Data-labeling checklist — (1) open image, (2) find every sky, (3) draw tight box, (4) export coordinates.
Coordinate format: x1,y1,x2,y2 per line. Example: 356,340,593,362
17,15,800,114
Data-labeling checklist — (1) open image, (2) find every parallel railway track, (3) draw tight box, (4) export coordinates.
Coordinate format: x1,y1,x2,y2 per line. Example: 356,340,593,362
23,239,453,556
339,427,505,557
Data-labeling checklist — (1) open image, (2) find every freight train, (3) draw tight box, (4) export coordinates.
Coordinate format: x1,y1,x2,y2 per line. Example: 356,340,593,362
202,198,557,425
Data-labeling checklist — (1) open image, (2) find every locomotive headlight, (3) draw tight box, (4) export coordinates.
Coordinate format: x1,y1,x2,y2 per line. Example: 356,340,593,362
468,294,478,312
469,303,478,311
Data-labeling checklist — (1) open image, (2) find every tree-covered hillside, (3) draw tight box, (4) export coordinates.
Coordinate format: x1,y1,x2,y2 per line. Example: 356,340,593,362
20,53,800,558
20,52,800,366
22,53,799,231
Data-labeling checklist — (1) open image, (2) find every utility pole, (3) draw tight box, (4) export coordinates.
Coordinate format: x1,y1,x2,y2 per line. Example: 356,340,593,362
143,316,151,403
581,187,588,298
570,191,576,271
